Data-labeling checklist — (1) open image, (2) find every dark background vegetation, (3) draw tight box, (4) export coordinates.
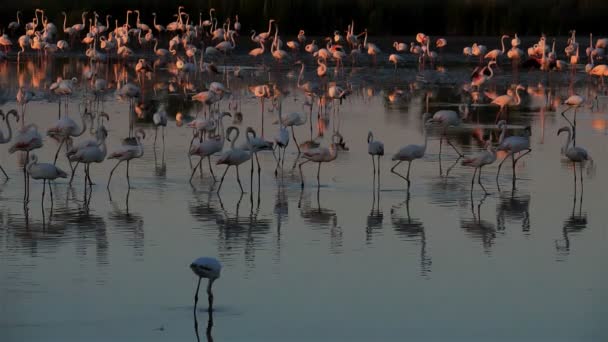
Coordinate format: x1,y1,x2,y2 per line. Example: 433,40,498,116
1,0,606,36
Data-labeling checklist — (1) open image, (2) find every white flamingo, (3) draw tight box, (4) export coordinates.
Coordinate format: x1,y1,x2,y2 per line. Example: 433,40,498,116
189,112,231,183
495,121,531,183
391,113,432,185
190,257,221,312
216,126,251,194
107,129,145,189
27,154,68,206
299,135,339,188
461,137,497,195
367,131,384,176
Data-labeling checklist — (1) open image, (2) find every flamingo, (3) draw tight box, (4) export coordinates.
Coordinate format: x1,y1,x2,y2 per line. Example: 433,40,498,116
305,40,318,54
9,124,43,203
273,101,290,176
47,110,92,164
461,137,497,195
299,134,339,188
66,113,109,184
27,154,68,206
491,84,525,122
393,41,407,52
485,35,509,62
8,10,22,33
0,110,19,179
495,121,531,183
153,105,168,145
249,84,272,137
190,257,221,313
16,87,34,124
367,131,384,177
107,129,145,189
471,61,496,88
50,77,78,119
561,95,585,145
248,40,265,58
189,112,232,182
243,127,273,188
558,126,592,187
68,125,108,187
258,19,275,41
471,43,487,63
391,113,432,185
389,54,405,70
216,126,251,194
427,104,469,157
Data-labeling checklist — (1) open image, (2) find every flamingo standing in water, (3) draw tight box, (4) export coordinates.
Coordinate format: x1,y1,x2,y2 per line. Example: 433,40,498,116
216,126,251,194
299,134,339,188
491,84,525,123
107,129,145,189
391,113,432,185
189,112,232,183
367,131,384,177
561,95,585,146
9,124,43,203
190,257,221,313
427,104,469,158
558,126,592,188
461,136,497,195
485,35,509,62
495,121,531,184
0,109,19,179
27,154,68,207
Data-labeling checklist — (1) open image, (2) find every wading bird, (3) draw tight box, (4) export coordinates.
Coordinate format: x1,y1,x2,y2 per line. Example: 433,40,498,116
190,257,221,312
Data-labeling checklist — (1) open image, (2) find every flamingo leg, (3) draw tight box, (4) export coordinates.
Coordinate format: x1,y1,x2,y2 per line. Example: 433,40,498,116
291,126,300,153
470,167,477,190
107,160,123,189
206,279,215,312
299,159,311,188
207,157,216,182
390,160,409,185
126,160,131,188
193,276,202,315
496,152,513,182
189,159,201,183
53,138,65,165
236,165,244,193
406,160,412,181
446,137,464,157
316,162,321,187
478,166,488,194
69,162,80,184
217,166,230,193
371,155,376,176
0,164,8,180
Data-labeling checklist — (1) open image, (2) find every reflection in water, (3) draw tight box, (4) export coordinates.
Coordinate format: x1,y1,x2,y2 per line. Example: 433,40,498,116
214,193,272,267
461,194,497,254
108,190,144,256
194,309,214,342
555,182,588,259
273,181,289,262
391,191,431,277
366,187,383,243
299,189,342,254
496,189,531,233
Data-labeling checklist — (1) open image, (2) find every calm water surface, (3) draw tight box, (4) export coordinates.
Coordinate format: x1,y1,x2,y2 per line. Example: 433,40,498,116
1,39,607,341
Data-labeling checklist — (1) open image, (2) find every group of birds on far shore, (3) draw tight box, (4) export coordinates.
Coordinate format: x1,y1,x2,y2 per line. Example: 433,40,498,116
0,6,602,314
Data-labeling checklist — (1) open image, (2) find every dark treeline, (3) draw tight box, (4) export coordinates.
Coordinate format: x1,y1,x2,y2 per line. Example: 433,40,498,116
1,0,607,36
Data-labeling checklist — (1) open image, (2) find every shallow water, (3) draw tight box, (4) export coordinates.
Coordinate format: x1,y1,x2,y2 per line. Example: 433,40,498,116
1,43,608,341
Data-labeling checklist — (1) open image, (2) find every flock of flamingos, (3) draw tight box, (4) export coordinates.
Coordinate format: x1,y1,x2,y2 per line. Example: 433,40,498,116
0,6,604,311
